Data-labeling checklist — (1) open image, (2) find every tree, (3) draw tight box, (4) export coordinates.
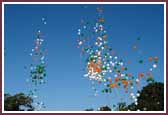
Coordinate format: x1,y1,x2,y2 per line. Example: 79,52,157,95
137,82,164,111
4,93,34,111
127,103,137,111
116,102,128,111
98,105,111,111
128,82,164,111
84,108,94,111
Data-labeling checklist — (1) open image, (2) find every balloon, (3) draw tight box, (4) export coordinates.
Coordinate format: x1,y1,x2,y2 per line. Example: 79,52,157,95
76,6,160,110
154,56,159,61
138,72,144,78
132,45,137,50
137,37,141,40
153,64,157,68
26,18,48,110
139,60,143,64
109,83,118,88
148,57,153,62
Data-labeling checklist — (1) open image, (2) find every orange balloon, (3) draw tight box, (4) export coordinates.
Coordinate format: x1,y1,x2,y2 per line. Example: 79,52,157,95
95,67,102,73
121,67,125,71
122,80,129,85
110,83,118,88
154,56,159,61
109,79,112,83
99,18,105,23
115,77,121,82
138,72,145,78
148,57,153,62
88,61,102,74
90,61,95,67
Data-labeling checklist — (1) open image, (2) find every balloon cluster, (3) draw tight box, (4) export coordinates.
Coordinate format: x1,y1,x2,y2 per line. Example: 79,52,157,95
30,30,47,85
76,6,159,107
27,18,47,110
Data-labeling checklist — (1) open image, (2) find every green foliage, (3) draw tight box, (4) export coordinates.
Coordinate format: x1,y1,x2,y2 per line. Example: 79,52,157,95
113,82,164,111
127,103,137,111
98,106,111,111
128,82,164,111
84,82,164,111
4,93,34,111
137,82,164,111
115,102,128,111
84,108,94,111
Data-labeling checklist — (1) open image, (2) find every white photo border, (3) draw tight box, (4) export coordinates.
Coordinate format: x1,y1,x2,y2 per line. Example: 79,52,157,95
2,2,166,113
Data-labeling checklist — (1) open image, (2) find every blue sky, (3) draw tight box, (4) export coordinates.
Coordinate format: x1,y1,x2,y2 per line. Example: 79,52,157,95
4,4,164,111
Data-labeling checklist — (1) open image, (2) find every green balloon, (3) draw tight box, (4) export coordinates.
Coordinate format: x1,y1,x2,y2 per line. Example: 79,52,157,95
118,83,121,86
154,61,158,64
105,89,108,93
109,48,112,51
137,37,141,40
139,60,143,64
43,73,46,77
114,66,117,70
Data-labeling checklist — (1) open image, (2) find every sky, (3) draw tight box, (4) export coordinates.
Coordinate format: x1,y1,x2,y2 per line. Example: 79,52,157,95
4,4,164,111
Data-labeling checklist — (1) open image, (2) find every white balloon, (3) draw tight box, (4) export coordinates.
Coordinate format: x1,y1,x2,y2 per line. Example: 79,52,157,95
135,102,138,105
120,62,124,66
130,93,134,96
84,74,88,77
136,79,139,82
42,17,45,21
153,64,157,68
114,56,118,59
149,68,153,71
121,74,125,77
114,74,118,78
136,93,140,97
78,41,83,45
